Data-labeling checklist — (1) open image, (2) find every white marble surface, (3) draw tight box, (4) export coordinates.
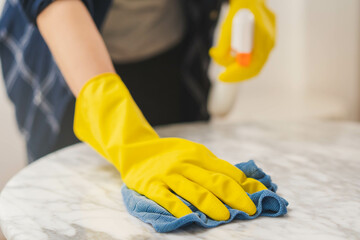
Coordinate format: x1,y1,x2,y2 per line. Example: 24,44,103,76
0,121,360,239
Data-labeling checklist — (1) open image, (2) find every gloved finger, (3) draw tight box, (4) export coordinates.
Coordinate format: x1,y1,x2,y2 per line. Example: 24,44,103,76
219,61,262,82
203,157,248,183
209,4,239,66
167,175,230,221
182,164,257,215
262,2,276,29
204,157,267,193
241,177,267,194
146,183,193,218
209,47,234,67
256,5,276,49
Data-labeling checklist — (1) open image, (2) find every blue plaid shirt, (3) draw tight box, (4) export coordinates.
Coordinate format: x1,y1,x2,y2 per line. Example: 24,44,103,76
0,0,221,162
0,0,111,162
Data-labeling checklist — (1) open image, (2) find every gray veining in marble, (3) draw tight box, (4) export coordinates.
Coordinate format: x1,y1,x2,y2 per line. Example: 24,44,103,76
0,121,359,239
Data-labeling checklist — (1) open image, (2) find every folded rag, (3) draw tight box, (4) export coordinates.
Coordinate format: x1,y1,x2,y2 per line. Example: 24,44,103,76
121,160,289,233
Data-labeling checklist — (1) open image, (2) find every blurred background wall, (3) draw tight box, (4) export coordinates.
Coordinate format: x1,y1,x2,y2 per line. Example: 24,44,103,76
1,0,360,192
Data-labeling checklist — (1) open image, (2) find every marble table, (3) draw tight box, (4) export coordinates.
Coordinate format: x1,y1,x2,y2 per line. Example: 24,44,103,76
0,121,359,240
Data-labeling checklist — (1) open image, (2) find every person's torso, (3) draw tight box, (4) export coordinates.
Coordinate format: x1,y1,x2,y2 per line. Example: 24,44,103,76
101,0,185,63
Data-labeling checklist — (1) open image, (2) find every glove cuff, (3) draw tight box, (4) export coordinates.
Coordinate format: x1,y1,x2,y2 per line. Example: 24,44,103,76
73,72,158,161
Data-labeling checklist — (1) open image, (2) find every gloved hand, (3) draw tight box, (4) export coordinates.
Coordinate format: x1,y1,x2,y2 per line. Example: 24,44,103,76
210,0,276,82
74,73,267,221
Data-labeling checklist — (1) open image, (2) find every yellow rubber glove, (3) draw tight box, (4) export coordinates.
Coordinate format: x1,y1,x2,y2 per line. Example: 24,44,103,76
210,0,276,82
74,73,267,221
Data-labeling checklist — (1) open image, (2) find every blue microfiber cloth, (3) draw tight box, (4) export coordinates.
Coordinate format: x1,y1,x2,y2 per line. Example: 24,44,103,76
121,160,289,233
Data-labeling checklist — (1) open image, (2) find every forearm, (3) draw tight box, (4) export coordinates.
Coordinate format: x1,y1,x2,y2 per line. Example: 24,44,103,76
37,0,115,97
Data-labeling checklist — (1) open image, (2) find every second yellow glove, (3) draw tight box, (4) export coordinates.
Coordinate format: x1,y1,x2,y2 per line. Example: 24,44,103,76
210,0,276,82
